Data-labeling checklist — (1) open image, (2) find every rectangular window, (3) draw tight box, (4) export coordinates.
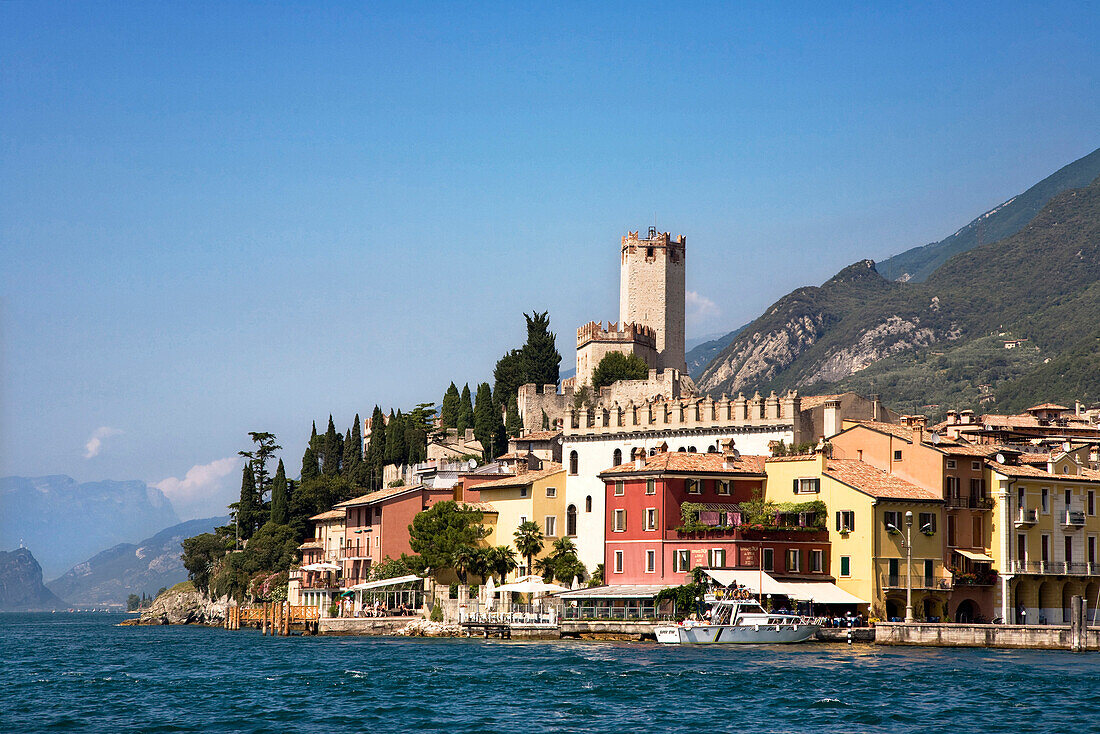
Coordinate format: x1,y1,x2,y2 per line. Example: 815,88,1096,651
1088,536,1096,565
645,549,656,573
972,461,981,471
1065,488,1073,507
794,478,821,494
675,549,690,572
1089,491,1096,516
811,549,823,573
1018,486,1026,510
945,476,960,498
645,508,657,531
613,509,625,532
894,450,903,461
544,516,557,537
840,556,851,577
946,459,957,469
786,549,800,573
888,558,900,586
545,486,556,498
970,478,986,499
762,548,774,571
947,515,957,547
836,510,855,532
707,548,726,568
646,478,656,495
1018,534,1026,564
613,550,623,573
716,480,731,496
519,487,528,498
519,515,527,525
1065,536,1073,565
919,512,937,534
1041,534,1050,564
884,511,903,533
923,559,933,587
1041,487,1049,514
972,515,983,543
686,479,701,495
614,481,624,496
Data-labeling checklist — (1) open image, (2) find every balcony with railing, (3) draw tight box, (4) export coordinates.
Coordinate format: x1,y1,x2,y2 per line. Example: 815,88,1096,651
878,560,952,591
945,495,994,511
1007,560,1100,575
340,544,372,561
1062,510,1087,530
1014,507,1038,527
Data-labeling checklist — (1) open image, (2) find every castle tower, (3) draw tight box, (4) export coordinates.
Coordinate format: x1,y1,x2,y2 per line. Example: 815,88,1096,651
619,227,686,373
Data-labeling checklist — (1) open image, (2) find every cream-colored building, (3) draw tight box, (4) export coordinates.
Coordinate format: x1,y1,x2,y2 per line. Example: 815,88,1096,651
764,451,946,620
289,509,346,611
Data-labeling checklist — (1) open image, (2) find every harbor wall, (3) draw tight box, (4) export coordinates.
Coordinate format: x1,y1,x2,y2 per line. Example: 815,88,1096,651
875,622,1099,651
318,618,412,636
560,620,657,640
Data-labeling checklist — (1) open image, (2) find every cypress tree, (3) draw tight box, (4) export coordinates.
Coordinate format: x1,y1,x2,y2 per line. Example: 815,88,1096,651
322,415,340,475
457,384,474,436
506,396,522,438
491,388,508,456
440,382,460,429
237,464,257,541
301,421,320,481
270,459,289,525
493,348,526,410
343,427,355,474
473,382,496,462
385,410,407,466
519,310,561,387
365,406,386,489
542,409,550,431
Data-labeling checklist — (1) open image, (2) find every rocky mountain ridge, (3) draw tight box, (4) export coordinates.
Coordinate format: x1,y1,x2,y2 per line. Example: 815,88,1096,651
0,548,67,611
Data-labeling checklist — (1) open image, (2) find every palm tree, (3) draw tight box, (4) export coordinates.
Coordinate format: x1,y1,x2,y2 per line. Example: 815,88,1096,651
487,545,517,582
453,545,481,584
513,521,544,577
544,536,584,585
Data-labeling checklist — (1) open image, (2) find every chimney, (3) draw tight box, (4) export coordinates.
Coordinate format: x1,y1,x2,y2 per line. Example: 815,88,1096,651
945,410,958,426
871,394,882,422
633,447,645,470
900,415,911,427
960,409,974,425
823,399,841,437
722,439,740,469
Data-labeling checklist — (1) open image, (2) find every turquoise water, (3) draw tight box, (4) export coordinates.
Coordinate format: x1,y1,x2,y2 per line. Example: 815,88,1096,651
2,613,1099,733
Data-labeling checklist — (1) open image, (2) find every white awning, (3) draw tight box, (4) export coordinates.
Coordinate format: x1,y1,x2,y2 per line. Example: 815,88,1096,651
348,574,424,591
557,584,670,600
954,549,995,563
779,581,866,605
703,569,789,595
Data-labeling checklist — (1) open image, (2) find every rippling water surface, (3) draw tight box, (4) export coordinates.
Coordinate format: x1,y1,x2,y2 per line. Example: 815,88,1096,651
3,613,1099,733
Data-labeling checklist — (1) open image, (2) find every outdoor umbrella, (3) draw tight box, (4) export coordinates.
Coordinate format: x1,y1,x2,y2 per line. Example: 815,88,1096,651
484,576,496,611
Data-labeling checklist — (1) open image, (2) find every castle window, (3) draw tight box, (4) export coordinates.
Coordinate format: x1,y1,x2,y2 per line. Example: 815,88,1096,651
566,505,577,536
569,451,578,475
585,495,592,512
613,448,622,466
646,246,654,258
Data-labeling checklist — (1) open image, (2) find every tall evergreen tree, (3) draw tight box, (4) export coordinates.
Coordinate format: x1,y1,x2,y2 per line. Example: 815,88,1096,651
456,384,474,436
493,348,526,410
505,396,522,438
384,410,407,466
238,431,281,528
405,403,433,465
301,421,320,481
473,382,497,462
365,406,386,489
322,415,340,475
519,310,561,387
270,459,289,525
236,464,257,542
491,388,508,455
440,383,460,428
344,414,363,481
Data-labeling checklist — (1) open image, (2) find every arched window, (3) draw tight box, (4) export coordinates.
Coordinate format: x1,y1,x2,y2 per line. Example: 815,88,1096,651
613,448,622,466
688,446,697,453
566,504,578,536
585,495,592,512
569,450,579,475
677,447,686,452
707,445,718,453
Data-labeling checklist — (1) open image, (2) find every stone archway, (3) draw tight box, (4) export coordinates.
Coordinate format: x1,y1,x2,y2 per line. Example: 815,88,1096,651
954,598,979,623
1038,580,1061,624
1013,578,1039,624
1062,581,1086,624
921,596,941,621
1085,582,1100,624
885,596,904,621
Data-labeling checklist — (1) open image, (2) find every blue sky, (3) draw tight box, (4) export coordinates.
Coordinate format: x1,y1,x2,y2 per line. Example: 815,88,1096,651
2,2,1098,519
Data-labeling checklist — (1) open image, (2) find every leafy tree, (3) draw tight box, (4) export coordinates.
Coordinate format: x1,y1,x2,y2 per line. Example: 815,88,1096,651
456,384,474,436
244,521,300,573
486,545,517,582
440,383,461,428
181,531,232,593
535,536,585,584
155,586,168,598
238,431,282,532
513,520,544,576
369,555,415,581
269,459,289,526
364,406,387,489
405,403,434,465
406,501,488,575
322,416,341,475
287,474,356,541
234,464,258,542
127,593,141,611
384,410,407,466
592,351,650,390
300,421,320,482
589,563,604,587
453,545,489,584
519,310,561,387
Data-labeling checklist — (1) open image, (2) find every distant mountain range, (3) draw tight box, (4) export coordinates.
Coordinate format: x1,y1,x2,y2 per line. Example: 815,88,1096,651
47,516,229,606
0,548,67,611
686,326,746,380
0,475,180,579
697,148,1100,418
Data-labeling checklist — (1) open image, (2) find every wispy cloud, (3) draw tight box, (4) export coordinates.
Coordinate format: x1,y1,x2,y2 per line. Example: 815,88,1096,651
685,290,721,322
154,456,241,520
84,426,123,459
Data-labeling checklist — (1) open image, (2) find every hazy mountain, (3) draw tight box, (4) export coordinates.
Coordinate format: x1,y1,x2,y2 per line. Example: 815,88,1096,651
47,516,229,606
697,173,1100,417
685,326,746,380
0,548,67,611
877,147,1100,283
0,475,180,579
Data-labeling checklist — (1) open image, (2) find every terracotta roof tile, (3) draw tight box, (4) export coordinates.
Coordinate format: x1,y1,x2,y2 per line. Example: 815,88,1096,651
846,420,915,442
309,509,345,521
600,452,766,476
335,483,425,508
824,459,941,501
763,454,820,463
798,394,846,410
513,430,562,442
1026,403,1070,412
471,465,564,490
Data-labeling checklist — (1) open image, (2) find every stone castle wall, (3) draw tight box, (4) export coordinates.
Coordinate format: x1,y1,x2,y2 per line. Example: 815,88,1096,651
575,321,658,387
619,229,686,374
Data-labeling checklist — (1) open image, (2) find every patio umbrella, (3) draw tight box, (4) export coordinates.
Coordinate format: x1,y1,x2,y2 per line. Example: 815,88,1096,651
571,576,580,591
484,576,496,611
493,577,569,595
316,562,340,572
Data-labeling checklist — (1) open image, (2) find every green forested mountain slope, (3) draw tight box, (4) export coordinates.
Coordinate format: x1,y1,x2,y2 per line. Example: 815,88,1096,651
877,147,1100,282
698,175,1100,416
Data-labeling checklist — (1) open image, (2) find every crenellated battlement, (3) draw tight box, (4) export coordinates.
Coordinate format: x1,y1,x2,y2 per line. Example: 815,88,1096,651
576,320,657,348
564,390,802,438
621,229,686,249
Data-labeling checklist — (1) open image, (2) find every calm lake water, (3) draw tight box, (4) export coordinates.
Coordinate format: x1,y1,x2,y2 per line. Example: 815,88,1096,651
3,612,1099,733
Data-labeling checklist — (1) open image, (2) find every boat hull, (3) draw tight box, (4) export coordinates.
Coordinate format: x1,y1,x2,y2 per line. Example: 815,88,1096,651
655,622,819,644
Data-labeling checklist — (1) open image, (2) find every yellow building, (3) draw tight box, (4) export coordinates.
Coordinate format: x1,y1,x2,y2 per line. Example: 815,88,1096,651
989,446,1100,623
469,466,566,581
764,450,946,620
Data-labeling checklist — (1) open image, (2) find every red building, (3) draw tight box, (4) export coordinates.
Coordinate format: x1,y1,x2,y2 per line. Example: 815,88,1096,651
599,448,830,585
335,483,453,586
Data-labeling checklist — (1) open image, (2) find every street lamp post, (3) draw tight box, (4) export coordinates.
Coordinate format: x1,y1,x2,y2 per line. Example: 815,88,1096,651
904,510,914,623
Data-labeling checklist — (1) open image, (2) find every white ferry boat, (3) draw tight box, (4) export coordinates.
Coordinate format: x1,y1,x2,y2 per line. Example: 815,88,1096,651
655,599,819,644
